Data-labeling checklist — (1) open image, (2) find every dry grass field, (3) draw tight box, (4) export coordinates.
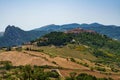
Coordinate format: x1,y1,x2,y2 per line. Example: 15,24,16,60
0,49,120,79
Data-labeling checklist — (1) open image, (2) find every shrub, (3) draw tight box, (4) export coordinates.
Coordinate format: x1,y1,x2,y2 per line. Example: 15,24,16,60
95,67,106,72
4,62,12,70
76,73,97,80
69,72,77,80
6,47,12,51
111,68,119,72
52,61,57,64
90,67,94,71
25,47,30,51
25,47,43,52
70,58,76,62
16,47,22,51
83,63,89,67
47,71,59,78
0,61,11,65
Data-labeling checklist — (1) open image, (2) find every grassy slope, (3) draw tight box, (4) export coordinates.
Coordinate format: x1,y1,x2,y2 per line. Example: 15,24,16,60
0,46,120,79
33,31,120,70
39,44,96,60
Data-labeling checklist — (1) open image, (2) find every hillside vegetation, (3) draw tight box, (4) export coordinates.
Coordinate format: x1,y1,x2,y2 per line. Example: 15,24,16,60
33,31,120,69
35,31,120,54
0,30,120,80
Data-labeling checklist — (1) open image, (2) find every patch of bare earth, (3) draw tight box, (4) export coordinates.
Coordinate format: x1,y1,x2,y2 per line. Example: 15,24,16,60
24,51,89,70
0,51,55,66
0,51,120,79
0,51,88,70
59,69,120,80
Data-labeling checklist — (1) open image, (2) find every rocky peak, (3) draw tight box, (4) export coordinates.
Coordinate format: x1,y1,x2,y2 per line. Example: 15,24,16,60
4,25,24,38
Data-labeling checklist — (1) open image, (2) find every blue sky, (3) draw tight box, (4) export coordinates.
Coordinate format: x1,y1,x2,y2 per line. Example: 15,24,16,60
0,0,120,31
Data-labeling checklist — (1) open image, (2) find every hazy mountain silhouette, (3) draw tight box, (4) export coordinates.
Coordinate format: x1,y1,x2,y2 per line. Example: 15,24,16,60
35,23,120,40
0,25,46,47
0,23,120,47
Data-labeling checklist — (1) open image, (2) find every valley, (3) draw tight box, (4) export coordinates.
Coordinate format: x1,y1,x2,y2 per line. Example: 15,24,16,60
0,0,119,79
0,27,120,80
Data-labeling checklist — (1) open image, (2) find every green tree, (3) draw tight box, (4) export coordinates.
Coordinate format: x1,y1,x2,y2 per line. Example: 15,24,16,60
4,62,12,70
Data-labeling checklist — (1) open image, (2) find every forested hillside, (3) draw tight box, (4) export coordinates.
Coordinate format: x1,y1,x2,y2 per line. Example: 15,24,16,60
33,30,120,69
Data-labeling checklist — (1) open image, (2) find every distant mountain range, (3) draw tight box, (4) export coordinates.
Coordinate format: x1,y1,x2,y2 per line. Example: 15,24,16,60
34,23,120,40
0,23,120,47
